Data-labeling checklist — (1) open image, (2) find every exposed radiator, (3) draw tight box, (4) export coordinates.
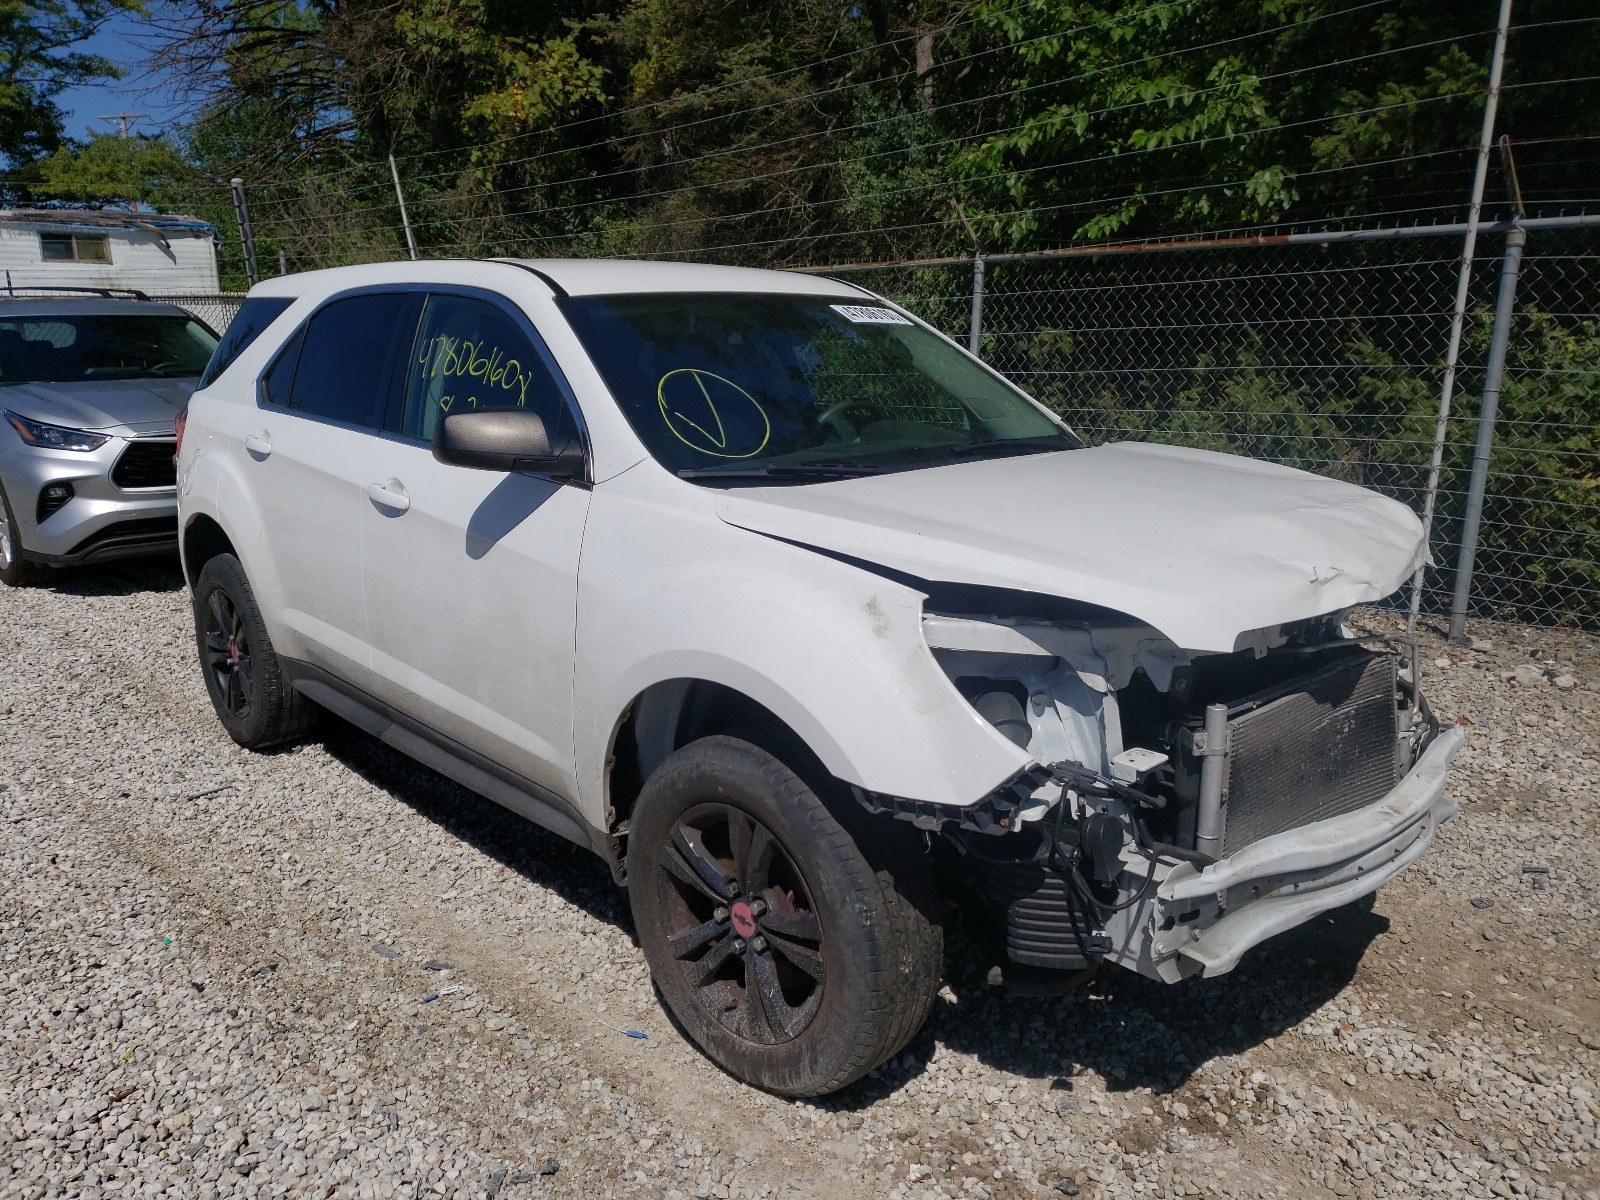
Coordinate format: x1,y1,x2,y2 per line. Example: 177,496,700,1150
1208,650,1399,856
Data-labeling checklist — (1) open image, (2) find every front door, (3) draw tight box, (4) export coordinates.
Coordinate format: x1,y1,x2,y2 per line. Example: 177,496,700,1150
359,291,591,801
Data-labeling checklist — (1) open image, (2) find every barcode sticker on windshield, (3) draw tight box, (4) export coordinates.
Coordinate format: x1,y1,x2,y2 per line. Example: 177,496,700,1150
831,304,912,325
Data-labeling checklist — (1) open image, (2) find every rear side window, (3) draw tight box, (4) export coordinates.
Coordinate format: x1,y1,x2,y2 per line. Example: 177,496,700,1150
400,293,573,442
199,296,294,387
265,292,418,429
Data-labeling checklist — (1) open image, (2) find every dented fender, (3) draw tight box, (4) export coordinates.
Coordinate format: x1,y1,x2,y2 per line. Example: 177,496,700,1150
571,466,1032,823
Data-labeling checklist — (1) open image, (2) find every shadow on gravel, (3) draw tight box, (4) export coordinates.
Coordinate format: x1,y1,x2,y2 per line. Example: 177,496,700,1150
314,721,627,932
45,556,186,597
300,715,1387,1107
818,897,1388,1111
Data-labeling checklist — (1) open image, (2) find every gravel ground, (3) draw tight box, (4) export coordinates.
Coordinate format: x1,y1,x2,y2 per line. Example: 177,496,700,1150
0,560,1596,1200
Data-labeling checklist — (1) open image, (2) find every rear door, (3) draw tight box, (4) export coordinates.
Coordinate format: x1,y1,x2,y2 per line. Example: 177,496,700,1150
239,290,419,684
359,290,591,799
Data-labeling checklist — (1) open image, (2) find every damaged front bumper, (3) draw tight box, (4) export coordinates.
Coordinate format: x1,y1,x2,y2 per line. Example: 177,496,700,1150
1120,725,1464,982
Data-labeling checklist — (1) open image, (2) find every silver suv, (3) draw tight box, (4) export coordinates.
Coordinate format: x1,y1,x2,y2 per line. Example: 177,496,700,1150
0,292,218,586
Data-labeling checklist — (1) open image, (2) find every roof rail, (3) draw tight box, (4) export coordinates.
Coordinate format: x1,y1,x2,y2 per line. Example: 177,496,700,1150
0,284,152,301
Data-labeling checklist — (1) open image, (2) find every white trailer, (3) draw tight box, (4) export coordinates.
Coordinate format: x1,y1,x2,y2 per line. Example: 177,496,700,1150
0,209,220,296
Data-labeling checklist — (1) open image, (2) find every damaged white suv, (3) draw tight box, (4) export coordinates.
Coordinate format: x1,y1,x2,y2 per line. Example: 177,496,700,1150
177,259,1462,1096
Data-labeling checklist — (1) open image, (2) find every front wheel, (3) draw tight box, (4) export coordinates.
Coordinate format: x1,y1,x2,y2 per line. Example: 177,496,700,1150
628,736,942,1096
0,483,46,587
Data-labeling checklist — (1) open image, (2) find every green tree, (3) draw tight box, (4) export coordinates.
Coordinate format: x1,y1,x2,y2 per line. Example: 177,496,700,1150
0,0,143,179
22,128,196,206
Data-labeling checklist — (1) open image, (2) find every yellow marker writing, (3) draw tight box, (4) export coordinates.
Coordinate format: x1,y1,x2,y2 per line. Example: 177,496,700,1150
657,369,771,459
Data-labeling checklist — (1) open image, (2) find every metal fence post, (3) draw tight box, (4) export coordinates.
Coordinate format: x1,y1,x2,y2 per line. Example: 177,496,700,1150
1407,0,1512,632
389,153,419,261
1448,224,1526,642
969,252,986,356
229,177,260,287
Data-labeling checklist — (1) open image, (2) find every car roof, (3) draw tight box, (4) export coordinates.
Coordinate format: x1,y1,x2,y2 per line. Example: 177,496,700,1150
0,297,198,319
248,257,872,301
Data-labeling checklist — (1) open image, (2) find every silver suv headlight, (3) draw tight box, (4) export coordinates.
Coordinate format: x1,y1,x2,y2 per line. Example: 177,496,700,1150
4,411,110,452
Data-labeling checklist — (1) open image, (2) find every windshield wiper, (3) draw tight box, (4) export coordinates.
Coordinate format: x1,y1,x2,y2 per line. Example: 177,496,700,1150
944,437,1079,461
678,462,885,481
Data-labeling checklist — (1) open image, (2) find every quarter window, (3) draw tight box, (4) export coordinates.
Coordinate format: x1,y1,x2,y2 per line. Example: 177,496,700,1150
260,328,302,410
401,294,572,442
265,292,417,429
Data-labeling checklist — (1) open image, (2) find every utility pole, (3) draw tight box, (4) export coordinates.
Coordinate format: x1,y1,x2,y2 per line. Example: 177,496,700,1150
99,113,151,137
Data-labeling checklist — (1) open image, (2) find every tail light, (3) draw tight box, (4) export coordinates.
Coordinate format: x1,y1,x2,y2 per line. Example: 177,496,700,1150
174,404,189,461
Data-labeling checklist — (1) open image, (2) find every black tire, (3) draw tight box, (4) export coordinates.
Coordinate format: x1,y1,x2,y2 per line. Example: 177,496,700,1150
628,735,942,1096
0,482,47,588
192,553,317,748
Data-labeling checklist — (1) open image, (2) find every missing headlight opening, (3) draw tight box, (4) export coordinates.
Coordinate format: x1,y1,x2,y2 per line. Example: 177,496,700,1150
873,592,1454,989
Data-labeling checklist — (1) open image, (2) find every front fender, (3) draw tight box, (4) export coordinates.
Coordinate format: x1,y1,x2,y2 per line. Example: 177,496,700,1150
573,474,1031,820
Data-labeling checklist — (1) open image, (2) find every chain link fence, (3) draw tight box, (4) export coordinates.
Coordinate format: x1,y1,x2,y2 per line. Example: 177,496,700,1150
165,293,246,336
168,221,1598,632
817,221,1600,631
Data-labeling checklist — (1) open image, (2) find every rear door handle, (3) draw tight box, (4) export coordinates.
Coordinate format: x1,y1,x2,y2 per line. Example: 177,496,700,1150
243,431,271,458
366,479,410,514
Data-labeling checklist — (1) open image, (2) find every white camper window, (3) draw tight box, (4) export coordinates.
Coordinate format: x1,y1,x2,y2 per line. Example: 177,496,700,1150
39,232,110,263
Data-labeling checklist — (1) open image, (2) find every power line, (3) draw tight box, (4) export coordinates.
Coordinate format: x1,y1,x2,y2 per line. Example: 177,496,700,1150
334,0,1404,202
375,1,1453,208
322,0,1206,180
409,83,1497,246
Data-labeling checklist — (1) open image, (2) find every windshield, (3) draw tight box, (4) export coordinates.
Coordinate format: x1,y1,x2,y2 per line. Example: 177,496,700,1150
0,313,219,384
560,292,1079,480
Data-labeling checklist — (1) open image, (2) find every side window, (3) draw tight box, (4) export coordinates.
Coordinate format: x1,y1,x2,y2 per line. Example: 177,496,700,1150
199,296,294,387
282,292,416,428
401,294,573,443
261,328,302,409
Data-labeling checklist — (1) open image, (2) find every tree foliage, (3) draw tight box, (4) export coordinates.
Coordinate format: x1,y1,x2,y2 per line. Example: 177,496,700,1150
21,127,196,205
93,0,1587,268
0,0,142,174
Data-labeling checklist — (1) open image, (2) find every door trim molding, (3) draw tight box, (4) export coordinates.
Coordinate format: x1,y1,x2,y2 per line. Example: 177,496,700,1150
282,658,607,862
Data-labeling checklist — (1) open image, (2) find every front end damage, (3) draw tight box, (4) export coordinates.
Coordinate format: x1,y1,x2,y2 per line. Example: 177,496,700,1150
860,602,1462,986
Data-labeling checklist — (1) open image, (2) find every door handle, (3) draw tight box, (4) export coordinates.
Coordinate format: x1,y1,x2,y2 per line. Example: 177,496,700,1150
366,479,411,514
243,431,271,458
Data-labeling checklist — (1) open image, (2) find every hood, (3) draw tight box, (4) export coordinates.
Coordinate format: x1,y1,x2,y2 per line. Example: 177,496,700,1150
713,442,1428,653
0,377,196,437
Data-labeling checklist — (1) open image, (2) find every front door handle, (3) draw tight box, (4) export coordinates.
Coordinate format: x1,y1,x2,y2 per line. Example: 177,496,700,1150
366,479,411,514
243,431,271,458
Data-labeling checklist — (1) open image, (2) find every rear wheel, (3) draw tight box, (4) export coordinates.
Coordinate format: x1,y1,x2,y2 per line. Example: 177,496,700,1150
628,735,942,1096
0,483,47,588
192,553,316,748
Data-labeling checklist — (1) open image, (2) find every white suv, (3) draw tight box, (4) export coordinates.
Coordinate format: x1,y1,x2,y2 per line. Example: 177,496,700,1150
177,259,1462,1096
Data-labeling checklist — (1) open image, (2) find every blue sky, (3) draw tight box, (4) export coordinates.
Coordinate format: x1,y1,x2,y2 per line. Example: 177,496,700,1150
53,10,187,143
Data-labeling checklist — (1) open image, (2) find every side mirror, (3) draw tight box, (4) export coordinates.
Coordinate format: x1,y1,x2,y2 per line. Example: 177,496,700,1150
432,409,585,481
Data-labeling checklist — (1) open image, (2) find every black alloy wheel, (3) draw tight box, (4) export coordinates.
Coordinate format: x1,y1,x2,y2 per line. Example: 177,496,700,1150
658,802,825,1044
203,585,254,720
191,553,316,749
628,735,943,1096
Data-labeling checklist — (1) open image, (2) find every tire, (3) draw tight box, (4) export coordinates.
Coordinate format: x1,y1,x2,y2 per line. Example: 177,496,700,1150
0,482,47,588
628,735,942,1096
192,553,317,748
